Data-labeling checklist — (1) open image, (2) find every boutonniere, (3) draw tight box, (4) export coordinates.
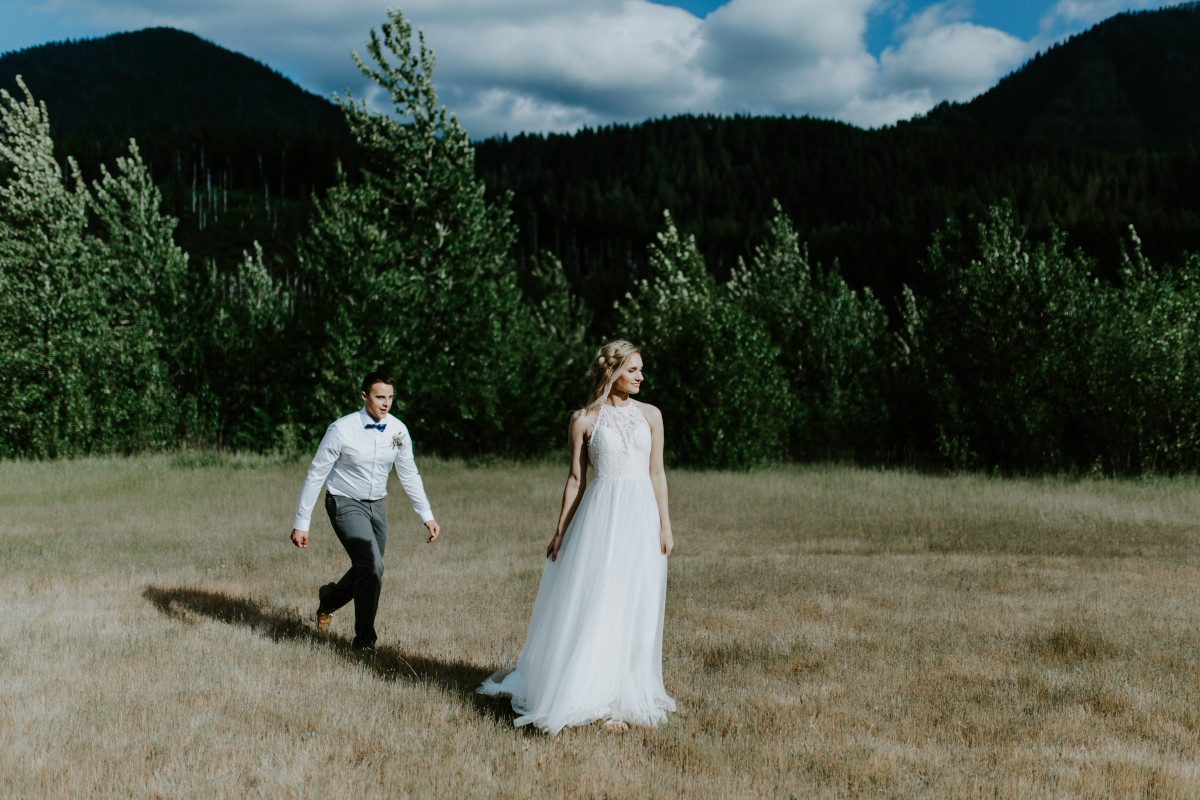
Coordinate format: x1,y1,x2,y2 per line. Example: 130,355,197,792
392,432,406,449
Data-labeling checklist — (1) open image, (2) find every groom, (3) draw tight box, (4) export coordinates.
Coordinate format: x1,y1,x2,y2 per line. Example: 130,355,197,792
290,372,440,651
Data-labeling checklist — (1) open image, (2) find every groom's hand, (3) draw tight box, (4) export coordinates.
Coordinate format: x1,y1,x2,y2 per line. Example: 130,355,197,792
425,520,440,543
291,528,309,548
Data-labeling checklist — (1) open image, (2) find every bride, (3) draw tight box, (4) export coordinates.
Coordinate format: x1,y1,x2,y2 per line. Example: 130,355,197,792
478,340,676,734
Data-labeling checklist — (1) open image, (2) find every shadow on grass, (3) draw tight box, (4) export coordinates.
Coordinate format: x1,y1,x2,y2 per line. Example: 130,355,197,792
142,585,517,726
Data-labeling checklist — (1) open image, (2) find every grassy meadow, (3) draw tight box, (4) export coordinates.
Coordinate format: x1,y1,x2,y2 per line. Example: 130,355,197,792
1,454,1198,798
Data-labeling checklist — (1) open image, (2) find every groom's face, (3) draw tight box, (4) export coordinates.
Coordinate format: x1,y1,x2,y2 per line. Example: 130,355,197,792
362,382,394,422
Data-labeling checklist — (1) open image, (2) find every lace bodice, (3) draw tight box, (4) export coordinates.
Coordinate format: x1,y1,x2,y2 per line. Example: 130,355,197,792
588,402,652,480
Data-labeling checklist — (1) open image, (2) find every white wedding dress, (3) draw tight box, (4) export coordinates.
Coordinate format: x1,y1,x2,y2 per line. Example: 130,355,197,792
478,401,675,734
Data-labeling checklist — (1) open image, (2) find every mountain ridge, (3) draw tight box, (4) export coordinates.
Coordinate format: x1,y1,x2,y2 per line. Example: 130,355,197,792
920,3,1200,151
0,27,359,271
0,27,347,141
1,12,1198,305
6,6,1200,156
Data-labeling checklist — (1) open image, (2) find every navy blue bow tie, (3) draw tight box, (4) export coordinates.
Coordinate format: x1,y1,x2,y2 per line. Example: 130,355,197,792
364,423,386,431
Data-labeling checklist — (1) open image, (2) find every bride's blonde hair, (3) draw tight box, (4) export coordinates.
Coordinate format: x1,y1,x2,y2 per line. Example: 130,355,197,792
584,340,641,414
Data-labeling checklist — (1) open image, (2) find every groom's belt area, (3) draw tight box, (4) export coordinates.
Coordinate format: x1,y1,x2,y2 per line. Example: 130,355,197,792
326,492,383,502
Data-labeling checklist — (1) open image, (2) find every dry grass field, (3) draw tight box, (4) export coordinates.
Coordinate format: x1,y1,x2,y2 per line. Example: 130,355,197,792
1,454,1198,799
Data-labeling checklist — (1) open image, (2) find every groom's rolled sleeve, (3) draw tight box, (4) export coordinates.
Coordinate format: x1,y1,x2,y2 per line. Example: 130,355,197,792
293,423,342,531
393,434,434,523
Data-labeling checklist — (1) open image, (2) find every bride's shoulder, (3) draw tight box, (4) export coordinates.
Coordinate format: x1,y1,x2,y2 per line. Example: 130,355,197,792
632,400,662,423
569,407,599,428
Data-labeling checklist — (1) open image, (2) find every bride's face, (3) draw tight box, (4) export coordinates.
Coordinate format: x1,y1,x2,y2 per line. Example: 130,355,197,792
612,353,643,395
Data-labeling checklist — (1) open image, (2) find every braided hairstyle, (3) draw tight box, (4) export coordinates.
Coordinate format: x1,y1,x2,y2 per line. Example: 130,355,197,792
584,340,641,414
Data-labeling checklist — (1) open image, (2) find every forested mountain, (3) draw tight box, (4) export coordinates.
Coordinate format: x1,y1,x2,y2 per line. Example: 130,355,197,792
475,116,1200,316
0,27,346,142
5,8,1200,471
0,27,359,269
473,6,1200,315
3,7,1200,310
922,2,1200,151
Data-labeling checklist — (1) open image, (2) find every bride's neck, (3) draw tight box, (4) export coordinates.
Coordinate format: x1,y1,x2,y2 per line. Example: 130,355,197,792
607,390,632,406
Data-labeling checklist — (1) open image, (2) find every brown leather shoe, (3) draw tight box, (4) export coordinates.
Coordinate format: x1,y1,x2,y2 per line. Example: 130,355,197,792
316,610,333,633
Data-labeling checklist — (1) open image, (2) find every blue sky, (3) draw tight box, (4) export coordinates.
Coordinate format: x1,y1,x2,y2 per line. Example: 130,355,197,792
0,0,1178,138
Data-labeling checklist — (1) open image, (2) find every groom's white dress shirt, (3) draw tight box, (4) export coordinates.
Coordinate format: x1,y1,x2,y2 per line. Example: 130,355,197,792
293,408,434,531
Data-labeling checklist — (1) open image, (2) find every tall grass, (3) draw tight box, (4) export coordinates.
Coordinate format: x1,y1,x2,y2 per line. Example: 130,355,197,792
1,456,1198,798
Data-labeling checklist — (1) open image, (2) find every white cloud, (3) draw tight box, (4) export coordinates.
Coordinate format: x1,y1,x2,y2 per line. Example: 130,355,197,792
878,21,1029,102
443,86,598,137
704,0,877,59
1041,0,1156,29
695,0,882,117
842,89,940,128
428,3,708,104
895,0,973,38
1038,0,1177,42
687,0,1028,128
416,0,719,133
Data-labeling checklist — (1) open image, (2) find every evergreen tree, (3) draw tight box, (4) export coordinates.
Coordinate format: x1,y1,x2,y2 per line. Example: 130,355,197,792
86,140,207,448
520,250,593,433
0,78,96,456
191,242,293,449
617,212,789,468
902,203,1100,470
727,201,894,460
1084,232,1200,472
296,9,547,455
0,79,202,455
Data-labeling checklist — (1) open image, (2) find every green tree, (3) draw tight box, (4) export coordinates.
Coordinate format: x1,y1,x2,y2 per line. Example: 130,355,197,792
86,140,208,449
617,212,789,468
191,242,293,450
902,202,1099,470
0,78,205,456
296,9,548,455
1084,231,1200,472
0,78,99,456
727,201,894,460
520,250,593,437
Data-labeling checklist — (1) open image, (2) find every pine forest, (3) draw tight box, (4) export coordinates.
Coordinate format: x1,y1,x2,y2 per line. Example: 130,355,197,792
2,6,1200,472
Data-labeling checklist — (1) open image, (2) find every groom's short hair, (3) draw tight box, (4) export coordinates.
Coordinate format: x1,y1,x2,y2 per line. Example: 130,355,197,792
361,371,395,393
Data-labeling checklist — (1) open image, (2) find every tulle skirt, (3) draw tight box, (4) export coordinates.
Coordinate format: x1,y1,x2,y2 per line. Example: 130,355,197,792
478,476,675,735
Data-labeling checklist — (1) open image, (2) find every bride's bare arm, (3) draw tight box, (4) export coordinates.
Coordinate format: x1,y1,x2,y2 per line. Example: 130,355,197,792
547,409,593,561
644,404,673,556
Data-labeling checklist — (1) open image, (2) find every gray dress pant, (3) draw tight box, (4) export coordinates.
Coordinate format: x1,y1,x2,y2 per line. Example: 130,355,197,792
320,493,388,648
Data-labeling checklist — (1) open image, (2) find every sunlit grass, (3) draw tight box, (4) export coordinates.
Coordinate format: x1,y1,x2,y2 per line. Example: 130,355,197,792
1,456,1198,798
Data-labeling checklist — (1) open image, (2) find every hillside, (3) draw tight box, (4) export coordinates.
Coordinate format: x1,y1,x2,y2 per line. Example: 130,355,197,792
4,12,1200,470
922,3,1200,150
1,10,1199,308
0,28,359,268
0,28,345,140
475,116,1200,316
475,3,1200,312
